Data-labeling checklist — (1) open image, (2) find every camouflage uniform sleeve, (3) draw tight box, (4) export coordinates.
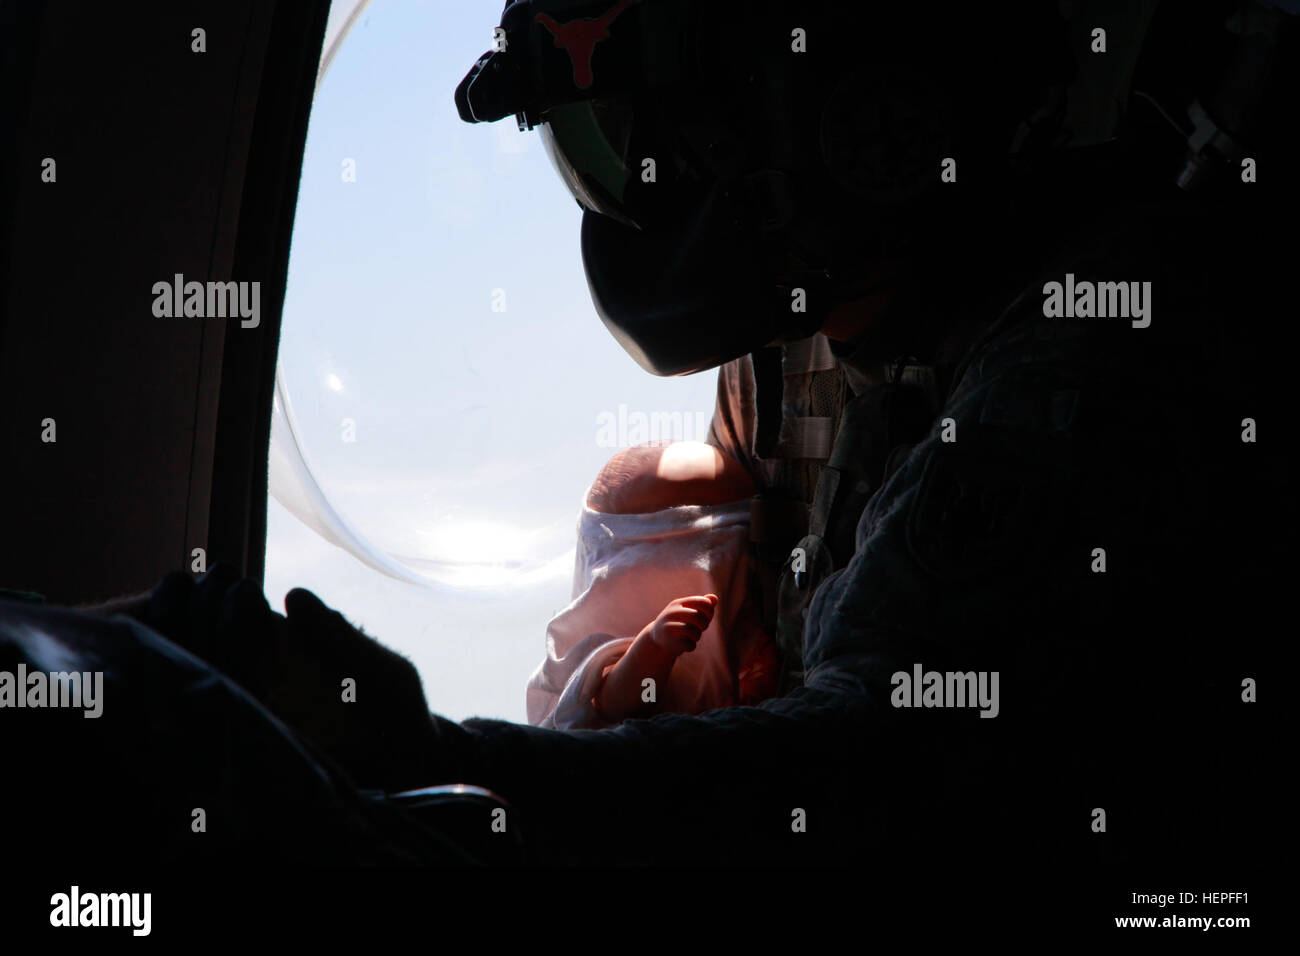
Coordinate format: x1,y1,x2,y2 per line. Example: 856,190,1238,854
705,355,764,487
802,302,1098,687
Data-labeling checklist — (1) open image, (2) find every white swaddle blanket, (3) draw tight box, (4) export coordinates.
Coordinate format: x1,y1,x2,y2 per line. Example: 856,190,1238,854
526,500,756,730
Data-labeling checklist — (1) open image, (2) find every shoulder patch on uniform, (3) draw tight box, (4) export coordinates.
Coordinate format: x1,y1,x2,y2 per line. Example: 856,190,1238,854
979,365,1080,433
905,439,1048,582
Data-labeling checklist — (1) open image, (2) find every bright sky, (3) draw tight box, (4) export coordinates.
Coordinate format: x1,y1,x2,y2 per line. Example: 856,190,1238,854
263,0,720,722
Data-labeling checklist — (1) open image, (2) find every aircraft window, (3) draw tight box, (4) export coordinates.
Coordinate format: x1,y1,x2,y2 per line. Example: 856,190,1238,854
265,0,719,722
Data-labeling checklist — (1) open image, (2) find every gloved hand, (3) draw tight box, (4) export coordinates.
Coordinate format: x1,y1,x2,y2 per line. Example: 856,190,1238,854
142,564,439,792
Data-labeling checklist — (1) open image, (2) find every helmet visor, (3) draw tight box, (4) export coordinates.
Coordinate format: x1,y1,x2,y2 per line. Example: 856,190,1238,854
539,99,642,230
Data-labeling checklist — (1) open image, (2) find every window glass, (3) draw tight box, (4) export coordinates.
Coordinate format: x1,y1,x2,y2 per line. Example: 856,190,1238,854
265,0,719,722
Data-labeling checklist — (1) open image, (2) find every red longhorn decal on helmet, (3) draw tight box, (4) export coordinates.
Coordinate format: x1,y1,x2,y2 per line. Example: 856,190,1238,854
535,0,639,90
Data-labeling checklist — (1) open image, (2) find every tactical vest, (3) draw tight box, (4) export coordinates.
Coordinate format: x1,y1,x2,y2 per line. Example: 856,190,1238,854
746,343,947,695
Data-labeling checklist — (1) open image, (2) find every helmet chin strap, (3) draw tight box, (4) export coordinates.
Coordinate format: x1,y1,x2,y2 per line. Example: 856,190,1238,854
816,284,901,346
